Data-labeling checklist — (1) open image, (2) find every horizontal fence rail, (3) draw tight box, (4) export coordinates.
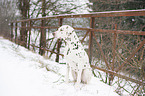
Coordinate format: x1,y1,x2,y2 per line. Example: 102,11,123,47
11,9,145,95
13,9,145,22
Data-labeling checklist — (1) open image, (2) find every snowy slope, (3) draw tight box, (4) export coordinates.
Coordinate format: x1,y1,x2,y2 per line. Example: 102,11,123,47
0,37,118,96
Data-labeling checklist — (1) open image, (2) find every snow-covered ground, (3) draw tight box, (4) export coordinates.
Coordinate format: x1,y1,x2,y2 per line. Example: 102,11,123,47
0,37,118,96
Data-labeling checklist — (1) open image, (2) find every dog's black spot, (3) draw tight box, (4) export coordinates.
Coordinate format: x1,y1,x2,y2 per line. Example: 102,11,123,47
67,48,70,55
76,64,78,66
76,53,81,57
68,32,72,36
74,35,77,40
66,38,71,41
75,46,78,49
84,65,86,67
72,43,79,50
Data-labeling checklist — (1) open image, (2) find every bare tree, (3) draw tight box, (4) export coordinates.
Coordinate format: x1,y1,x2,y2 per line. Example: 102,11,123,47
39,0,46,55
0,0,17,37
17,0,31,47
30,0,88,18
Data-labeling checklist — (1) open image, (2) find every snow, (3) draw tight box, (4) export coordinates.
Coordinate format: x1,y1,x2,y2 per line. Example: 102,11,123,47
0,37,118,96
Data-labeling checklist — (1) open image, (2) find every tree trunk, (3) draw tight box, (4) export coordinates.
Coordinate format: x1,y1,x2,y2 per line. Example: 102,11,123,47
18,0,30,47
39,0,46,55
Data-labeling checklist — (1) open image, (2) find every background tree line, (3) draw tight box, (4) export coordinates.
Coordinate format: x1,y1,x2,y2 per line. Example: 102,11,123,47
0,0,89,38
0,0,17,37
88,0,145,31
1,0,144,38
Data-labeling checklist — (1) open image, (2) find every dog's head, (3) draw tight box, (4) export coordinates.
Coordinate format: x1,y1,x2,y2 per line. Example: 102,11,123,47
53,25,74,39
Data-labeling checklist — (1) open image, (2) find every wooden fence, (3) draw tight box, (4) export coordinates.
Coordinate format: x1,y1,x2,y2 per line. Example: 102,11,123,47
11,9,145,95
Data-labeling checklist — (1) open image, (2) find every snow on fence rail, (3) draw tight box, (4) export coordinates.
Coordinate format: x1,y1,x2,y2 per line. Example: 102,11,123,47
10,9,145,95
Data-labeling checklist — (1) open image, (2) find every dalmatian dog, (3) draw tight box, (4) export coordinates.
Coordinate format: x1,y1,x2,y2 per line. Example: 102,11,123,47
53,25,92,86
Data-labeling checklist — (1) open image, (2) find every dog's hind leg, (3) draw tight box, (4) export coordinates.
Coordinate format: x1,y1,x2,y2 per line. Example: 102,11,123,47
81,68,92,84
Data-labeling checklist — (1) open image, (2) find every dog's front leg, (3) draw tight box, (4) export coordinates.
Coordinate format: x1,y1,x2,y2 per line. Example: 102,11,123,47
75,69,82,87
66,63,70,83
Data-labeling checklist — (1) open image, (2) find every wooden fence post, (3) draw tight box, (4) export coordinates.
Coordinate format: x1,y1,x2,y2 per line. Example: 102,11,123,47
109,24,117,85
20,21,27,47
15,23,17,43
11,22,13,41
89,17,95,64
39,19,46,55
28,20,32,49
56,18,63,62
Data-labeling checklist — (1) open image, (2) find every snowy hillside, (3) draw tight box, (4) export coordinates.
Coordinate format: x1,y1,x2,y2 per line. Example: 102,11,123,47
0,37,118,96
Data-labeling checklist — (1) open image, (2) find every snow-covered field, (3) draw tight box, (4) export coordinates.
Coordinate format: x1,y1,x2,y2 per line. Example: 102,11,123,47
0,37,118,96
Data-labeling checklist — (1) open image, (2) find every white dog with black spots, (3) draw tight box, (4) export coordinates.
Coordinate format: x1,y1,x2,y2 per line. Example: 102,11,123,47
53,25,92,87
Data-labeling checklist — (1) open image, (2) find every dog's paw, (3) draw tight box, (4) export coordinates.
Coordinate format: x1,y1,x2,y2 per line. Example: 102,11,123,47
74,83,83,90
75,83,79,87
75,85,80,90
65,80,69,84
